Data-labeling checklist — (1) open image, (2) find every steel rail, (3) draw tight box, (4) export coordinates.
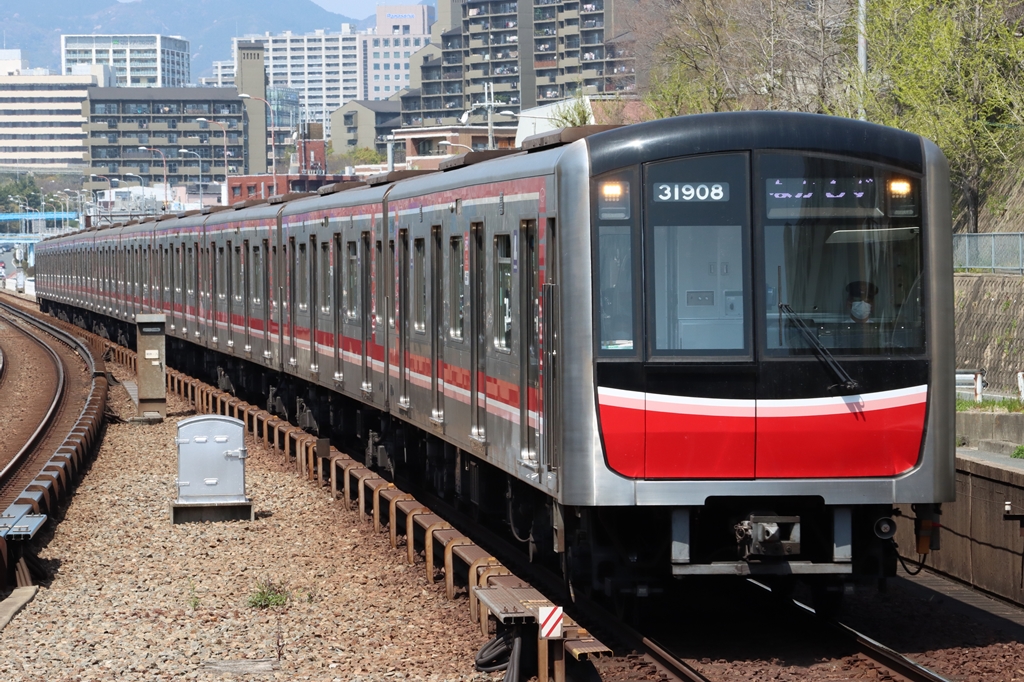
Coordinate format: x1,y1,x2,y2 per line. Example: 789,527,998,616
0,308,66,488
788,598,953,682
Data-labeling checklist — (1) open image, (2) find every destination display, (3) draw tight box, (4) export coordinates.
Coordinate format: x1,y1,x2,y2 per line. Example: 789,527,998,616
765,176,881,219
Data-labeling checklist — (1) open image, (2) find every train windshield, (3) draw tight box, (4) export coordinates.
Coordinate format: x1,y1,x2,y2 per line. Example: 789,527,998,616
760,153,924,356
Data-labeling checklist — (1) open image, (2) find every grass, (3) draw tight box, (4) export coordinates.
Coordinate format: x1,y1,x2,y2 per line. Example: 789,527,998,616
1013,445,1024,459
956,395,1024,413
187,579,200,611
247,577,289,609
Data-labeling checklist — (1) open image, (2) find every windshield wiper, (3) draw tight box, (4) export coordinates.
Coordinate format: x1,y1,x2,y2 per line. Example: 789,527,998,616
779,303,860,393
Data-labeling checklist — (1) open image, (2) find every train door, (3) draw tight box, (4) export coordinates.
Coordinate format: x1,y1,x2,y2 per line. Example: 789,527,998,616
333,233,344,382
398,229,410,408
431,226,444,423
240,240,249,352
213,241,224,345
519,219,540,468
542,217,561,472
287,237,297,367
470,221,486,442
361,232,372,392
225,240,234,347
260,239,271,357
308,235,318,373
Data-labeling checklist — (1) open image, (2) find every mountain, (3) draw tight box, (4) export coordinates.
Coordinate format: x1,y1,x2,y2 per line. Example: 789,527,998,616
1,0,375,81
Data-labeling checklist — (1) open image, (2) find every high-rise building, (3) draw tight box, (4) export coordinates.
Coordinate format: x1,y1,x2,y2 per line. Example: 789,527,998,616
199,60,236,88
400,0,635,128
223,26,361,138
83,87,249,194
61,34,191,87
0,52,112,171
213,8,435,139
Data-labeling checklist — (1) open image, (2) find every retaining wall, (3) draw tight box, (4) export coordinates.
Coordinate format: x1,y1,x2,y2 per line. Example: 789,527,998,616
896,453,1024,607
954,273,1024,394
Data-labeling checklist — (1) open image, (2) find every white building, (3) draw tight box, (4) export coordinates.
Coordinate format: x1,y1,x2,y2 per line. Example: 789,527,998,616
211,7,434,138
361,5,433,102
0,51,112,171
61,34,191,87
199,60,236,87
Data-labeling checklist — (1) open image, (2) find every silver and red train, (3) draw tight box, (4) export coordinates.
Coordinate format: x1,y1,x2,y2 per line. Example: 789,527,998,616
36,111,954,603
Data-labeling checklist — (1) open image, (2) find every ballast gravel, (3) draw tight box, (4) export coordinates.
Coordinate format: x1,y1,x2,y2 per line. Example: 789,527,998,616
0,365,500,682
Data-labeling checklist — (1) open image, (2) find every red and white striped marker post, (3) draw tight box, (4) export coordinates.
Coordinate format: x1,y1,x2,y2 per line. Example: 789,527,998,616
539,605,563,639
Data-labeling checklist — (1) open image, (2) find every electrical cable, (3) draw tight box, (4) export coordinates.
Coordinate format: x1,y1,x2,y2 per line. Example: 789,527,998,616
475,629,514,672
892,539,926,575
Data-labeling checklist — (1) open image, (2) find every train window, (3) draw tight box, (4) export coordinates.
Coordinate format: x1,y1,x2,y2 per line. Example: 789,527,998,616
598,225,633,351
175,246,183,294
250,245,262,305
217,246,226,302
298,241,308,311
759,153,924,355
449,236,465,340
414,237,426,333
233,245,244,303
186,246,194,296
646,153,750,355
345,241,358,318
320,241,331,314
495,234,513,351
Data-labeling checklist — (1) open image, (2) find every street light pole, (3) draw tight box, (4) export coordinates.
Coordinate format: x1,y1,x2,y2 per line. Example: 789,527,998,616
179,149,203,209
139,146,169,210
239,94,277,194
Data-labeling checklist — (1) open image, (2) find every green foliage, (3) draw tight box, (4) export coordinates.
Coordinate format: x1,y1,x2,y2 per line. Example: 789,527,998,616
861,0,1024,233
1013,445,1024,459
247,577,289,609
957,395,1024,412
350,147,385,165
187,579,200,611
0,175,42,226
550,86,594,128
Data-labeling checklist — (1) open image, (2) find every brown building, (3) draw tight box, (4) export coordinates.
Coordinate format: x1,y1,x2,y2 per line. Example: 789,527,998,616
226,173,357,204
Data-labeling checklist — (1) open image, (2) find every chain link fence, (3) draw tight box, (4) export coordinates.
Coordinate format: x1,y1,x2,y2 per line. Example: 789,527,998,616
953,233,1024,274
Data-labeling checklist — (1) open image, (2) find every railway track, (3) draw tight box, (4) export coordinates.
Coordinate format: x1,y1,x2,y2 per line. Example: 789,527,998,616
19,305,973,682
0,298,108,590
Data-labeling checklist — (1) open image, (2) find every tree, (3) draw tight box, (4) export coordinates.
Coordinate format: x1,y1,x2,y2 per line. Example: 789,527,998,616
633,0,855,117
350,147,385,165
551,84,595,127
860,0,1024,232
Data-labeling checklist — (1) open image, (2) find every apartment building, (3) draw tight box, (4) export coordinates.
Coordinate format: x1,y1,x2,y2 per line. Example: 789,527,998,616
83,87,249,193
200,60,236,87
0,54,112,171
360,5,434,101
400,0,634,128
61,34,191,87
330,100,401,156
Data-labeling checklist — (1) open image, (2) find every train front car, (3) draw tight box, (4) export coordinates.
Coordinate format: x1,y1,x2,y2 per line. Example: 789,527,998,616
557,112,954,603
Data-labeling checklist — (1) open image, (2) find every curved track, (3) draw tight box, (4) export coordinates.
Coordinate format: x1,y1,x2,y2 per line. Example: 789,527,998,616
0,310,65,503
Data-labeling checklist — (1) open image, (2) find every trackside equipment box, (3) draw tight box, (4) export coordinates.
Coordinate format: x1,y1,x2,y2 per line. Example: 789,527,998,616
135,313,166,418
170,415,254,524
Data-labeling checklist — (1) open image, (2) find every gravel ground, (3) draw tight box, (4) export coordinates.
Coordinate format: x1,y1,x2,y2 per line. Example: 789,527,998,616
0,364,500,682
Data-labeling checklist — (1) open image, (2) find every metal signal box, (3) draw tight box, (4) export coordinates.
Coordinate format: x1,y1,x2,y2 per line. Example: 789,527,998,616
136,314,167,418
170,415,254,524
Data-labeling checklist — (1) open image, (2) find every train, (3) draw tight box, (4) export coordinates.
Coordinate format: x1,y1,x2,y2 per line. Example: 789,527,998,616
35,111,954,609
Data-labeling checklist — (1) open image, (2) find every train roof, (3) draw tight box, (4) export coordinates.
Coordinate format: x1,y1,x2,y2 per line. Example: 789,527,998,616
585,111,926,176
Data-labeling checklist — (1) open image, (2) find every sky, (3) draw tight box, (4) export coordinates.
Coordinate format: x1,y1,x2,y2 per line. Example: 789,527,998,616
114,0,382,20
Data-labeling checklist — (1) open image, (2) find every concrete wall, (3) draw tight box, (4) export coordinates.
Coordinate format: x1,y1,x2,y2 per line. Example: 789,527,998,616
895,455,1024,606
954,273,1024,394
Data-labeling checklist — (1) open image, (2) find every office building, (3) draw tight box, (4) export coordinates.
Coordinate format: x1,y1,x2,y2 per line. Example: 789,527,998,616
0,53,112,171
360,5,434,102
62,34,191,87
83,87,249,194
